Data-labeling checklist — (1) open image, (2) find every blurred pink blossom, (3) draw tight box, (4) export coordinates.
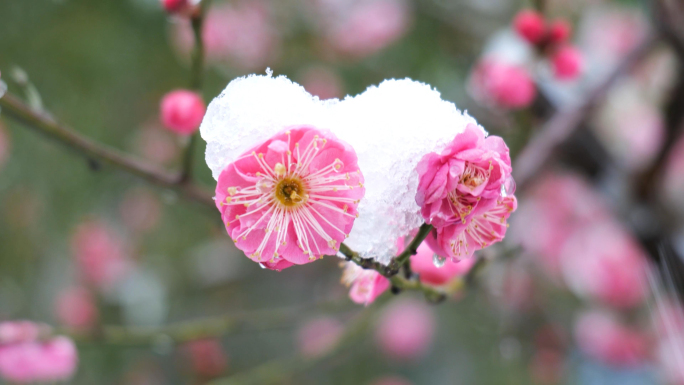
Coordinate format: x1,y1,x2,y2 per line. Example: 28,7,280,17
342,262,389,306
581,8,648,62
216,127,364,268
300,67,345,100
55,287,98,331
119,188,162,233
160,90,205,135
551,45,583,80
595,92,664,171
513,9,546,44
375,298,435,361
172,1,278,70
184,339,228,378
0,322,78,384
574,310,649,367
135,124,180,166
410,242,475,287
510,173,610,278
324,0,411,59
296,317,344,358
469,59,536,110
71,220,131,289
561,223,650,309
0,321,48,344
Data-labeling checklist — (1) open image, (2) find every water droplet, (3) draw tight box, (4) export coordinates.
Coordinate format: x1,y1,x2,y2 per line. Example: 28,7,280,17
432,254,446,268
501,176,516,197
258,263,267,269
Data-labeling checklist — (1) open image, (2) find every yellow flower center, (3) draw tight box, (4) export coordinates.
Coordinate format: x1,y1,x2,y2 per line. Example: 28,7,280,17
274,176,308,207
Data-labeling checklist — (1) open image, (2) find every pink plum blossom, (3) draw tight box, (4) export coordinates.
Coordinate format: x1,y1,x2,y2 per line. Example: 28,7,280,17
326,0,411,59
513,9,546,44
426,196,517,261
469,59,537,110
375,298,435,361
416,123,512,229
71,220,131,289
409,241,475,287
551,45,583,80
574,310,649,367
55,287,98,331
172,2,277,70
184,339,228,378
119,188,162,232
341,262,389,306
216,126,365,268
296,317,344,358
160,90,206,135
560,223,649,309
0,322,78,384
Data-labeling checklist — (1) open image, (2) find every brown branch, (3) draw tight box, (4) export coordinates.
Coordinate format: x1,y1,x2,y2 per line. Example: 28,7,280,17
0,92,215,207
513,35,658,190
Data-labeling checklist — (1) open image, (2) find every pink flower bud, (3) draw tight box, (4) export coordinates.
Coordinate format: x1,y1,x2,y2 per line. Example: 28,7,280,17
551,46,583,80
160,90,206,135
161,0,197,16
297,317,344,358
71,220,131,290
375,298,435,360
55,287,98,331
184,339,228,378
548,20,572,44
513,10,546,44
470,60,536,110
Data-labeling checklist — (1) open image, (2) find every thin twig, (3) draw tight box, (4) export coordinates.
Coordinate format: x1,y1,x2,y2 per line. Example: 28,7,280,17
0,92,215,207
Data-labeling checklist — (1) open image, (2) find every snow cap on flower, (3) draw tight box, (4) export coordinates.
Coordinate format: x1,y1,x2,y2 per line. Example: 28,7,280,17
216,126,364,267
341,262,390,305
160,90,206,135
201,72,478,264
